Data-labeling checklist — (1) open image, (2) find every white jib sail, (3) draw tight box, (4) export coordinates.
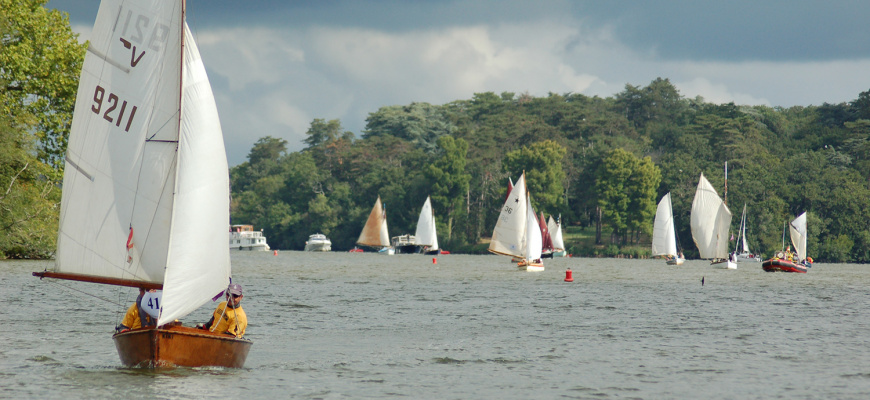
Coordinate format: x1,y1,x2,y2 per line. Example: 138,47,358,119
525,193,542,261
547,216,565,251
652,193,678,257
789,212,808,260
691,173,732,259
489,173,528,258
159,22,232,326
414,196,438,250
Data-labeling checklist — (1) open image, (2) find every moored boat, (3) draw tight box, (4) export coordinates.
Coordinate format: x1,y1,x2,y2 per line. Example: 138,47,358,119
230,224,271,251
304,233,332,251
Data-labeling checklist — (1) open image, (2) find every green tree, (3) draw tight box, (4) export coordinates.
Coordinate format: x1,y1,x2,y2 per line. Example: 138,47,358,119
0,115,58,258
363,102,455,153
425,136,471,241
1,0,86,170
303,118,352,149
595,148,660,244
503,140,567,215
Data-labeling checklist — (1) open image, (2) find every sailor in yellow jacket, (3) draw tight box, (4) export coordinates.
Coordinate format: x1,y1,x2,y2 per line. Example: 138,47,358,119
200,283,247,338
117,288,156,332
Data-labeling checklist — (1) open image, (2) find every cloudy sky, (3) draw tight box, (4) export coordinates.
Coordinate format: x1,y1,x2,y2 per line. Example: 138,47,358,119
48,0,870,166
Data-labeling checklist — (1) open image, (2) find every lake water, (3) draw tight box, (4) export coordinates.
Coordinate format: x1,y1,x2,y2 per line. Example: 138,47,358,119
3,252,870,399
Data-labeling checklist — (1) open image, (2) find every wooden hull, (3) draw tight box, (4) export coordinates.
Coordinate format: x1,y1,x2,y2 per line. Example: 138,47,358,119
113,325,252,368
517,260,545,272
762,258,808,273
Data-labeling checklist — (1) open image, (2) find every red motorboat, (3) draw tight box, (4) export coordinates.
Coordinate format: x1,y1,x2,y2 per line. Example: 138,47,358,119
762,256,810,273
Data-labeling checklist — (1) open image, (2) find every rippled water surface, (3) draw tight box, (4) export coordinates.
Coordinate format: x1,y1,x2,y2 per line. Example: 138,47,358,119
3,253,870,399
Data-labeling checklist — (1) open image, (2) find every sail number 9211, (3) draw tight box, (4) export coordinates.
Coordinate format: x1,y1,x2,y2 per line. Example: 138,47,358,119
91,85,138,132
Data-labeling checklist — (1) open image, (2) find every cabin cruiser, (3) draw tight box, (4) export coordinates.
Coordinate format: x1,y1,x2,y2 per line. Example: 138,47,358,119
229,224,270,251
304,234,332,251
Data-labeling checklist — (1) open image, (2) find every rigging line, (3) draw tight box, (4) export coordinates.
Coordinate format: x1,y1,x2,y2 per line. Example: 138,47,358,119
44,278,126,307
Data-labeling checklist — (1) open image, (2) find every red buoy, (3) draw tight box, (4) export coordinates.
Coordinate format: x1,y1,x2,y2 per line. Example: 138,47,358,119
432,257,437,264
564,268,573,282
273,250,278,256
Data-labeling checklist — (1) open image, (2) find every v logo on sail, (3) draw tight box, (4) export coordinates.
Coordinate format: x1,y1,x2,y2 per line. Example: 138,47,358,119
119,38,145,67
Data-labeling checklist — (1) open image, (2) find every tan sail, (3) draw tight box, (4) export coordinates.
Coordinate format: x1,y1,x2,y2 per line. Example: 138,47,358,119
357,196,390,248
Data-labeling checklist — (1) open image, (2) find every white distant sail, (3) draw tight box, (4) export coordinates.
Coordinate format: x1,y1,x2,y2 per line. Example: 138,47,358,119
690,173,732,259
53,0,231,326
652,193,678,257
547,215,565,251
489,173,528,258
789,212,808,260
414,196,438,251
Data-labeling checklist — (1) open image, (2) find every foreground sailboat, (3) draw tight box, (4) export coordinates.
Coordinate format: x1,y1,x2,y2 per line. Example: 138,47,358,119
734,205,761,262
763,212,813,273
690,173,735,269
357,196,394,254
652,193,684,265
488,173,544,271
33,0,251,367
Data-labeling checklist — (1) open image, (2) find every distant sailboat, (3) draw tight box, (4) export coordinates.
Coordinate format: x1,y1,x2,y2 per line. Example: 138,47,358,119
763,212,812,273
33,0,251,367
488,173,544,271
690,173,735,269
733,205,761,262
652,192,684,265
357,196,394,254
414,196,440,255
546,215,568,257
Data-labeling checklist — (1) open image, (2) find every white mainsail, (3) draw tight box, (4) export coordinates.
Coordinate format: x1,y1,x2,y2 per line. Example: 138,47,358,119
547,215,565,251
489,173,528,258
652,193,678,257
739,205,751,254
53,0,231,326
357,196,390,248
414,196,438,251
789,212,808,260
690,173,732,259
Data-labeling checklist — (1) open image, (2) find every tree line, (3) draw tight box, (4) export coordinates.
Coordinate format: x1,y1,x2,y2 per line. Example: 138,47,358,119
2,2,869,262
229,83,870,263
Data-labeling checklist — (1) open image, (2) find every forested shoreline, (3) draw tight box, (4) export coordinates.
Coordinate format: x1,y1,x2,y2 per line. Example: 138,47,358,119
2,3,869,262
229,82,870,263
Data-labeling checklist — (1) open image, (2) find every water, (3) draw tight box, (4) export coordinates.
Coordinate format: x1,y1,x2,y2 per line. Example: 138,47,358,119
3,253,870,399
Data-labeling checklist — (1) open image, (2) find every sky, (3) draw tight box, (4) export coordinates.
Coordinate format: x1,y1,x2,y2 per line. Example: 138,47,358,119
47,0,870,166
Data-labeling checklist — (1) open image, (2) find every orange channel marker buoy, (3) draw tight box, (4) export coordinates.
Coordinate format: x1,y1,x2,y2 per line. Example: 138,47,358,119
273,250,278,256
432,257,437,264
564,268,573,282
